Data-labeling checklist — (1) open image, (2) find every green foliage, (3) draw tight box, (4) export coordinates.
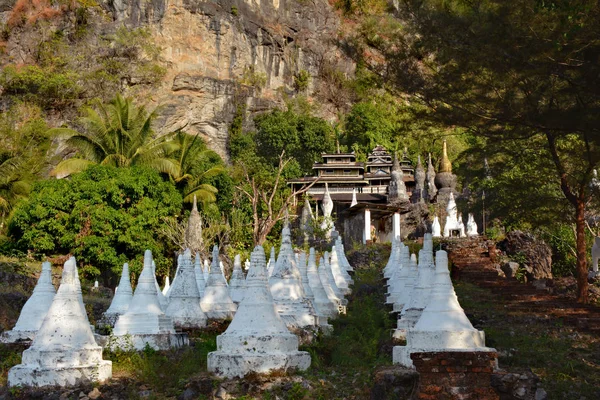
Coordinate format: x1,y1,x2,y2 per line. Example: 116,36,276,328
0,65,81,109
8,165,182,283
0,103,52,228
51,94,177,178
0,344,22,387
240,66,267,90
253,108,335,174
104,332,217,395
293,70,311,92
231,5,238,16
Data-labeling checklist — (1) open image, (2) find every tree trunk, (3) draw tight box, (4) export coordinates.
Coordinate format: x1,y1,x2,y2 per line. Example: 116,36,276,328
575,198,589,304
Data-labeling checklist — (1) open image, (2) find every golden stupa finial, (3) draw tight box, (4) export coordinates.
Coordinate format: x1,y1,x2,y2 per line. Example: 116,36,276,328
439,140,452,173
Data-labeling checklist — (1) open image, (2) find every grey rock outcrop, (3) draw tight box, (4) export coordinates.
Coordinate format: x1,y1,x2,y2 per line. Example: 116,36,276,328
499,231,553,281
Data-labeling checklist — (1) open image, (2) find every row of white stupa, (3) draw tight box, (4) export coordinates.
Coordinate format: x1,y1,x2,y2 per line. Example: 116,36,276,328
2,224,355,386
383,233,495,368
432,193,479,238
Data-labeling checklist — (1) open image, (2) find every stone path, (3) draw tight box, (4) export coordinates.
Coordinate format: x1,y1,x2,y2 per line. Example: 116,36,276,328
448,239,600,334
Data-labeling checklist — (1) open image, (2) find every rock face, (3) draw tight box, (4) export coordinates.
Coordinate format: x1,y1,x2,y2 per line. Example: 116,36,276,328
1,261,56,343
499,231,553,280
207,246,311,378
99,0,351,160
8,258,112,388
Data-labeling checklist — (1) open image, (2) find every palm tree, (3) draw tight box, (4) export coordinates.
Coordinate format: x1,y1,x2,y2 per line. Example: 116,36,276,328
169,130,225,204
51,94,178,178
0,157,31,229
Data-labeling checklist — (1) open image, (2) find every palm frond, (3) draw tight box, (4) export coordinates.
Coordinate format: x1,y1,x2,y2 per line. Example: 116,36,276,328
51,158,96,178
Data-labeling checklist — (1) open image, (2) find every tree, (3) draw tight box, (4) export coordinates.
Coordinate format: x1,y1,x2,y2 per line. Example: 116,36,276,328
235,151,319,246
0,103,52,230
8,165,182,285
50,94,177,178
168,130,226,204
254,107,335,174
359,0,600,302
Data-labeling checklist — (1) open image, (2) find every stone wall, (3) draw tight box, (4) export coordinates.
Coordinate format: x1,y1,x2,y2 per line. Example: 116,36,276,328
411,350,499,400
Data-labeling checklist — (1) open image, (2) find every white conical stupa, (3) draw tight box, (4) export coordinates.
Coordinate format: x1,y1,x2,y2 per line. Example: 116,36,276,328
386,246,411,308
307,249,338,319
1,261,56,343
323,252,344,299
395,236,436,339
203,259,210,282
152,261,168,311
393,252,419,313
467,213,478,237
318,256,345,309
207,246,311,378
267,246,276,277
269,223,317,329
228,255,246,304
8,258,111,387
334,240,354,282
200,246,237,319
393,250,493,368
166,254,182,298
329,246,351,295
194,253,206,297
112,250,186,350
162,276,170,296
165,249,207,329
432,216,442,238
100,263,133,327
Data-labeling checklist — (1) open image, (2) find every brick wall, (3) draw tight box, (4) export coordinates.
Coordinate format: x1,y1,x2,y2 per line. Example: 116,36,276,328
411,350,499,400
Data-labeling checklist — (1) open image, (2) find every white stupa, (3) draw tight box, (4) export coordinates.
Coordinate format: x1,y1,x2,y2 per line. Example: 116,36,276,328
393,250,493,368
323,252,344,300
165,249,207,329
335,238,354,273
8,258,112,387
195,253,206,297
386,246,410,308
100,263,133,327
443,193,466,237
166,254,182,298
220,261,228,286
207,246,311,378
394,236,436,339
228,255,246,304
203,259,210,282
432,216,442,238
267,246,276,277
296,251,314,306
269,223,317,329
152,261,169,311
319,256,346,309
112,250,186,350
334,241,354,282
392,253,419,314
1,261,56,343
350,188,358,207
200,246,237,320
307,249,338,319
383,238,401,280
466,213,478,236
329,246,351,295
321,183,334,237
162,276,170,296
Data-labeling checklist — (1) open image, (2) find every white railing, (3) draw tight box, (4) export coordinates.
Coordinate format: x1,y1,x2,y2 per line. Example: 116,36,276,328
307,186,389,195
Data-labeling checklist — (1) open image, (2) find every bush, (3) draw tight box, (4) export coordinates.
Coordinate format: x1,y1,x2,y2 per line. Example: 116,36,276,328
8,165,182,284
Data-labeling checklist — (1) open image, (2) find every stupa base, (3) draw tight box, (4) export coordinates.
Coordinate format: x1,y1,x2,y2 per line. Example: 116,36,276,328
0,330,35,344
170,315,207,330
108,333,189,351
393,346,496,369
8,361,112,388
207,351,311,378
204,309,236,320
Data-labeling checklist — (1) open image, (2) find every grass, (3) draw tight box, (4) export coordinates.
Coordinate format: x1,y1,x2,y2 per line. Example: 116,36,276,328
455,281,600,399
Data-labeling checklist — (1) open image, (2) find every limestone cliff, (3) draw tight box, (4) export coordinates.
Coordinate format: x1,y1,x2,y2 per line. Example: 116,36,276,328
0,0,353,161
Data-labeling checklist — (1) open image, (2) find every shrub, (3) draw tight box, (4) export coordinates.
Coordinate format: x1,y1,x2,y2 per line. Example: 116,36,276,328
8,165,182,284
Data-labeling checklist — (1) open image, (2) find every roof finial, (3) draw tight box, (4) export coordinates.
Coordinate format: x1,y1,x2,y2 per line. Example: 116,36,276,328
439,140,452,173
